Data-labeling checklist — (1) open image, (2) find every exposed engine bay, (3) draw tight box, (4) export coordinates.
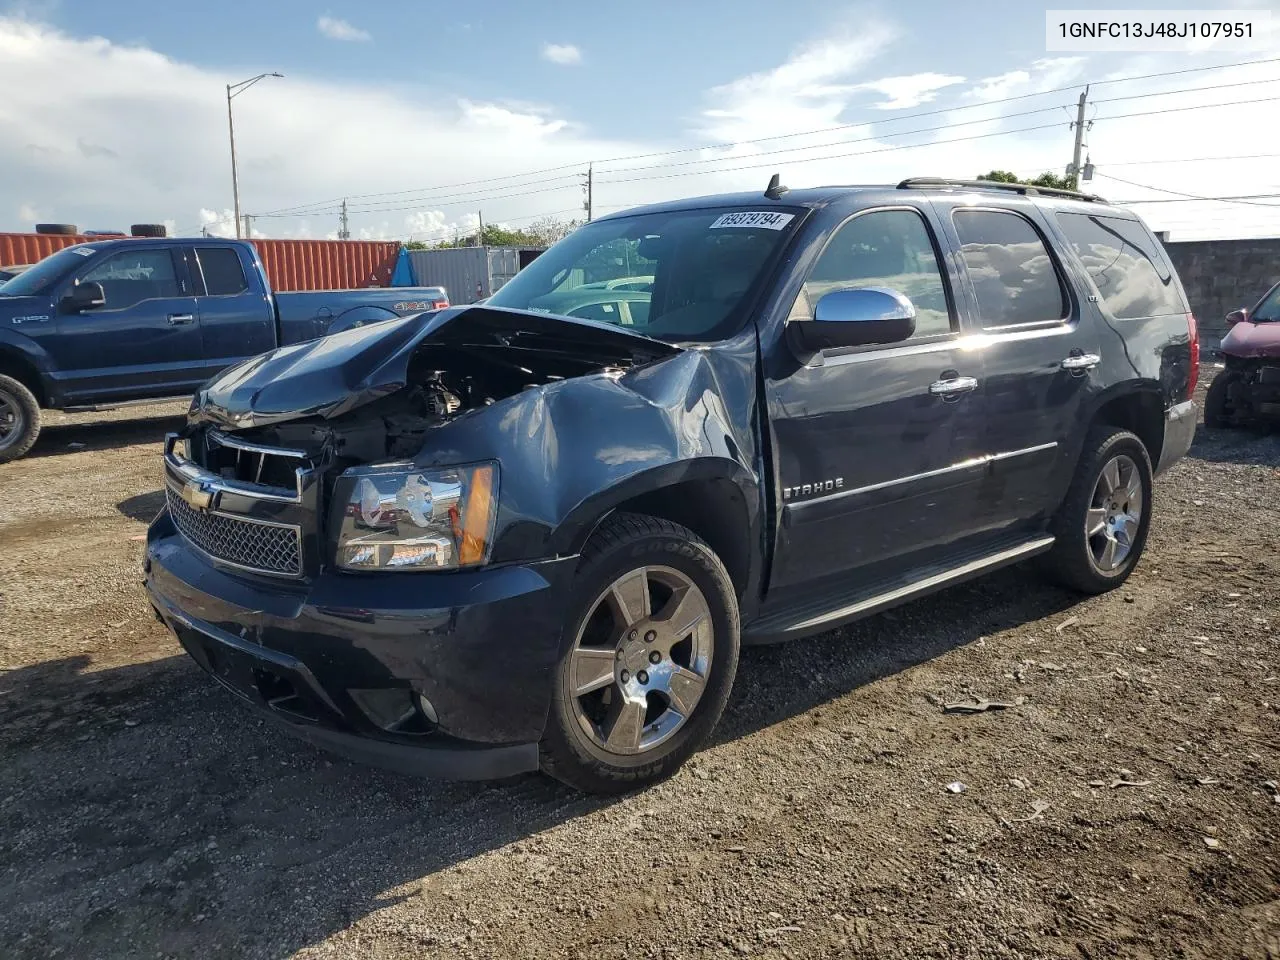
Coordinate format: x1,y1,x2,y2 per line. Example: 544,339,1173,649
220,342,627,467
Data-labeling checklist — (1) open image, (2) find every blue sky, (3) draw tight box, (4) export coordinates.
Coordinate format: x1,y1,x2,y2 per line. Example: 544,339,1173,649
4,1,1280,240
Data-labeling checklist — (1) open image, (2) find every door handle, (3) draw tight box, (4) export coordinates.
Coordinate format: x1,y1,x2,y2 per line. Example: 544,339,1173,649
929,375,978,400
167,314,195,325
1061,353,1100,372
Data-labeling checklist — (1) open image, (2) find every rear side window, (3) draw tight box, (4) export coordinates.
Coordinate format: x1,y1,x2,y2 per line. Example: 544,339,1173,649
953,209,1067,328
1056,213,1185,319
794,208,954,338
196,247,249,296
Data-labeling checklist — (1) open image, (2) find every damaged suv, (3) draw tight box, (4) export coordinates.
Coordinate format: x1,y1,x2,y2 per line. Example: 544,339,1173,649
145,178,1198,793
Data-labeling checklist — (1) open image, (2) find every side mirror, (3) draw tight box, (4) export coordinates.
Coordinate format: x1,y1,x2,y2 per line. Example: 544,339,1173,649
787,287,916,357
61,281,106,313
1225,308,1248,326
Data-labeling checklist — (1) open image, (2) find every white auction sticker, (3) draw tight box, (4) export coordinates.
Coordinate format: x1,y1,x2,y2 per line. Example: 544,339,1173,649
709,211,794,230
1046,10,1270,51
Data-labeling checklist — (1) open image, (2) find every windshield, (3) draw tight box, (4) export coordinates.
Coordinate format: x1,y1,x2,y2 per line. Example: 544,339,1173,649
487,206,802,342
0,246,98,297
1253,283,1280,322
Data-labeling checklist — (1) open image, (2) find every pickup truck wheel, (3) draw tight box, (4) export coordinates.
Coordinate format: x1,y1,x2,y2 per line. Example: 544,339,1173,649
0,375,40,463
1203,371,1236,428
1041,428,1152,594
540,513,740,794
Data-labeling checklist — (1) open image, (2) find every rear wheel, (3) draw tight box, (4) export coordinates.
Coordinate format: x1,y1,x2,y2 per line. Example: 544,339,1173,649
1041,428,1153,594
539,514,739,794
0,375,41,463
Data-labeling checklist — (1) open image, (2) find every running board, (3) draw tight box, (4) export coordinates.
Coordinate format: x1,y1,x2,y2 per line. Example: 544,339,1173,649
744,535,1056,644
61,396,190,413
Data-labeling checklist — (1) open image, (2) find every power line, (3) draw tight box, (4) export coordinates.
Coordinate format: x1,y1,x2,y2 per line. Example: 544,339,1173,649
597,121,1069,184
257,165,586,217
254,54,1280,222
1093,173,1280,208
1092,74,1280,104
1102,152,1280,166
598,102,1075,175
1113,192,1280,204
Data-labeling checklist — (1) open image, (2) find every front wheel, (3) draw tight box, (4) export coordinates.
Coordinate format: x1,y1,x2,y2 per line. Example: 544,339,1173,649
1203,371,1237,428
539,513,740,794
0,375,41,464
1041,428,1153,594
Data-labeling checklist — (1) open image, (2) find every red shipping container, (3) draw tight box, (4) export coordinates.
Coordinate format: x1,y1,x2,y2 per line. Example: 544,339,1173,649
250,239,400,291
0,233,401,292
0,232,98,267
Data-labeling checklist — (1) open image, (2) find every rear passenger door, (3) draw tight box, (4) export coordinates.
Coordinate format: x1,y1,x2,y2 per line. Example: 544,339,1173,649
189,244,276,376
937,203,1102,530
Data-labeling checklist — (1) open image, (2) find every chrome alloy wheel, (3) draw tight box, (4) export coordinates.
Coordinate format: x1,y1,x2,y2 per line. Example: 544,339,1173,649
568,565,714,756
1086,454,1143,572
0,388,24,452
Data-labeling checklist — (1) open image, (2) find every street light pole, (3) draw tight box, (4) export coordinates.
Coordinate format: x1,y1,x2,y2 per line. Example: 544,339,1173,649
226,72,283,239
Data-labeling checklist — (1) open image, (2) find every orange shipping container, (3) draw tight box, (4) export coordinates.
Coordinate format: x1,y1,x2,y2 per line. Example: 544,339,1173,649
0,232,100,267
250,239,400,291
0,233,402,292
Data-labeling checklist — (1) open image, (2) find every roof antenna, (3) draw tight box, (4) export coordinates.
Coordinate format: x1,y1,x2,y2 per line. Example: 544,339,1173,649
764,173,789,200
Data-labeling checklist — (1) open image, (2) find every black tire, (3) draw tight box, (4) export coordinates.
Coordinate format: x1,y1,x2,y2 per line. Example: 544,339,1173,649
539,513,740,794
0,375,41,464
1203,371,1235,428
1041,428,1153,594
130,224,167,238
34,223,78,236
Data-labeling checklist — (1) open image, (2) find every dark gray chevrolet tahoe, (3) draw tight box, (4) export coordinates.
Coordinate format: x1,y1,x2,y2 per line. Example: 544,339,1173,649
144,177,1199,794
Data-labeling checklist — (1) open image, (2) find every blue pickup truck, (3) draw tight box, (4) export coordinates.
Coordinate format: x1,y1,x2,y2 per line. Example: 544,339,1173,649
0,237,447,461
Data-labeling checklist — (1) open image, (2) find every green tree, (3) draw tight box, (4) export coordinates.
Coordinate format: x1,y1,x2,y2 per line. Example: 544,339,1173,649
404,215,582,251
977,169,1078,191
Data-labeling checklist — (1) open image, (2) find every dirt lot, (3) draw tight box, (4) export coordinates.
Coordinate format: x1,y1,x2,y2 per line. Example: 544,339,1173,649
1,389,1278,959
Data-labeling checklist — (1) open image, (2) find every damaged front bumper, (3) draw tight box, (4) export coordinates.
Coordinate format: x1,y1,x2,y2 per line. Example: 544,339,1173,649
144,511,577,780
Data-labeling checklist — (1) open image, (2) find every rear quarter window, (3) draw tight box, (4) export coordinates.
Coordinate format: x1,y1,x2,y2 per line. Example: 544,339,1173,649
1055,213,1186,319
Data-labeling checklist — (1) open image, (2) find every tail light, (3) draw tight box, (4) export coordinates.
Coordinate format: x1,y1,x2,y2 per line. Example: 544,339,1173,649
432,299,449,310
1186,312,1200,398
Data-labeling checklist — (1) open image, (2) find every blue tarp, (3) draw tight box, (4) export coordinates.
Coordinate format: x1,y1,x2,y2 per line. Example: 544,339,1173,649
389,247,415,287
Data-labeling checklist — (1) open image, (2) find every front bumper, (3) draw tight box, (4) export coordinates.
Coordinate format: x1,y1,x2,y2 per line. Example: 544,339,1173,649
145,510,577,780
1155,399,1196,476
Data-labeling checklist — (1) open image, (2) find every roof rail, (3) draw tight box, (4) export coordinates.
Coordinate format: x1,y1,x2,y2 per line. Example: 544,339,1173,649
896,177,1107,203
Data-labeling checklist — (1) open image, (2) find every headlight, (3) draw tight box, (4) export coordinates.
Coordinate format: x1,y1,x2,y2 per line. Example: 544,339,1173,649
334,462,499,571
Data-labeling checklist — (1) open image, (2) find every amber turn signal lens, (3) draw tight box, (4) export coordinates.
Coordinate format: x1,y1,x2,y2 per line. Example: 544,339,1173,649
458,465,495,566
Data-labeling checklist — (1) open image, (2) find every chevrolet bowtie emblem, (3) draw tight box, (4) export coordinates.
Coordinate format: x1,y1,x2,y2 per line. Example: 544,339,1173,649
181,480,215,511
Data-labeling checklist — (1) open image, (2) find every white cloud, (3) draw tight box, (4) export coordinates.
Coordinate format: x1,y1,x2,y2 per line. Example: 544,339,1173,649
2,15,1279,243
541,43,581,65
317,15,370,42
855,72,966,110
701,22,898,142
966,57,1085,102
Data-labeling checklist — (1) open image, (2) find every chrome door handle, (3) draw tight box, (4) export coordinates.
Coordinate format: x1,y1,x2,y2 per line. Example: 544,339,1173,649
929,375,978,399
1061,353,1100,371
167,314,195,325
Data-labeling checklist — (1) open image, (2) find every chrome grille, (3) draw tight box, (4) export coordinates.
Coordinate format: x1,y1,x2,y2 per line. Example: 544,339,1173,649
166,484,302,577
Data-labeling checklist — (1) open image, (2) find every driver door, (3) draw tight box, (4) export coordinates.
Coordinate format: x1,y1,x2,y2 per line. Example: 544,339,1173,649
51,246,203,403
765,204,989,596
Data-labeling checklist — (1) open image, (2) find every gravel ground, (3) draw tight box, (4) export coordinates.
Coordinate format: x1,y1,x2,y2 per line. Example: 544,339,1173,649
1,388,1278,959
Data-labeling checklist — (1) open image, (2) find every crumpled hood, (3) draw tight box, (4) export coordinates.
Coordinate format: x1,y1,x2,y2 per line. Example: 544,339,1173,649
1220,320,1280,359
193,304,682,429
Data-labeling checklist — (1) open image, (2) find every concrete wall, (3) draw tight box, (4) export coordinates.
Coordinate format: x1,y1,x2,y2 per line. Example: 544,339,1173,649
1164,238,1280,347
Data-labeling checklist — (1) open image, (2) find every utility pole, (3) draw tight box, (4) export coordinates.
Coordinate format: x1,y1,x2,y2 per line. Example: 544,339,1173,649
477,210,484,247
226,72,283,239
583,163,593,222
1068,86,1090,189
339,199,350,240
242,214,253,238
